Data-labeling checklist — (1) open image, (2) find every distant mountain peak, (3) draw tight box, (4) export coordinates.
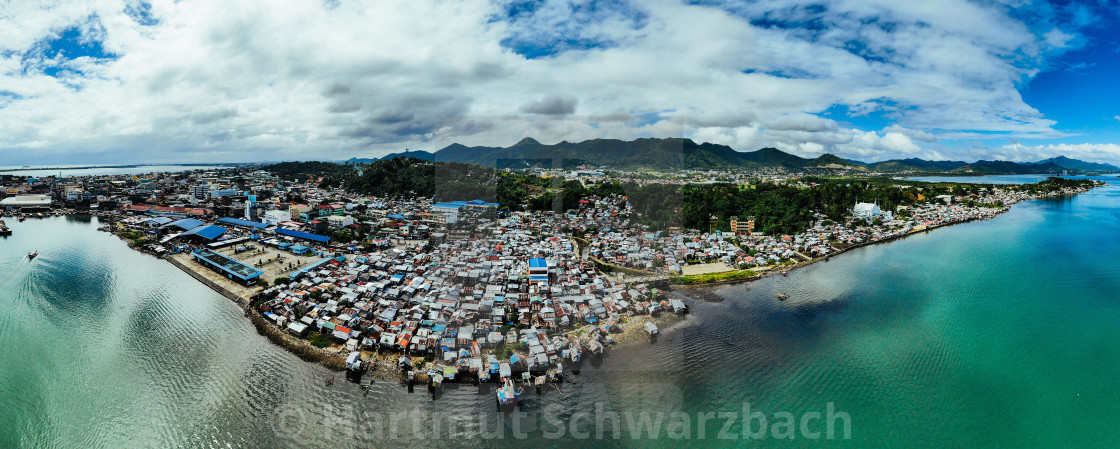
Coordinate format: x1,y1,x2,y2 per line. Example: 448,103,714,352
373,149,435,163
1031,155,1120,172
422,136,1110,173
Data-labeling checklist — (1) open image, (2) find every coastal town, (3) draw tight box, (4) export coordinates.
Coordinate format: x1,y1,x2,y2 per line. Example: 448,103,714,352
8,1,1120,445
0,164,1103,402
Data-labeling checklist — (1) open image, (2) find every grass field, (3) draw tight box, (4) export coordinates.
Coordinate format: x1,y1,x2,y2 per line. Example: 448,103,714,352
671,269,758,284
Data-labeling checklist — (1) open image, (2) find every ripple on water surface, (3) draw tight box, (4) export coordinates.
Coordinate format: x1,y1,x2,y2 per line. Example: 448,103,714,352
5,186,1120,449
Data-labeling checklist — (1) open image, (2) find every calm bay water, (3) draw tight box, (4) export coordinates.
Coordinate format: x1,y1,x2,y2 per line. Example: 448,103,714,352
0,165,234,178
904,173,1115,184
3,177,1120,448
904,174,1055,184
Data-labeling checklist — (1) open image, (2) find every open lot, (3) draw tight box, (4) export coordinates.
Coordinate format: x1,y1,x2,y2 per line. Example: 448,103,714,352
211,243,324,283
169,243,327,298
680,262,735,275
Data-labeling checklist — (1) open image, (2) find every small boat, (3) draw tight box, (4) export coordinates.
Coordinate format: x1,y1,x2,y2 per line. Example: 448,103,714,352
0,220,10,236
27,251,38,260
18,216,26,222
777,293,788,301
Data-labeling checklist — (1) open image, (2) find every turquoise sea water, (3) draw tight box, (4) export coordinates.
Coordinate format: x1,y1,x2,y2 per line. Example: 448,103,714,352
2,177,1120,448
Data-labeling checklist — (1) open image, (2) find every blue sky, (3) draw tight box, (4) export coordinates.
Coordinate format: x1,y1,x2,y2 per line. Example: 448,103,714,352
1020,23,1120,144
1,0,1119,165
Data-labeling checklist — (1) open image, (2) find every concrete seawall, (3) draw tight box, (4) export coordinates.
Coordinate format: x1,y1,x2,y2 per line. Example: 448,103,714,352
164,255,247,306
163,255,346,371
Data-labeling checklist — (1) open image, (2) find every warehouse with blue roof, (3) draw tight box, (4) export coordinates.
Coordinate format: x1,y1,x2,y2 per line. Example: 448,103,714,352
217,217,269,229
145,216,175,227
178,224,228,241
287,257,333,280
192,249,262,285
436,200,499,210
276,228,330,243
164,218,205,232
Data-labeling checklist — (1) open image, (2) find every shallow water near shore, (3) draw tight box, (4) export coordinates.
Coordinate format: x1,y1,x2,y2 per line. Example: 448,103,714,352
2,176,1120,448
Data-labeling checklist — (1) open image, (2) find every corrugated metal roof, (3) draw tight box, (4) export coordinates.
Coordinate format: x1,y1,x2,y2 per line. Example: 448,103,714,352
166,218,205,231
276,228,330,243
180,224,227,240
147,217,174,225
217,217,268,229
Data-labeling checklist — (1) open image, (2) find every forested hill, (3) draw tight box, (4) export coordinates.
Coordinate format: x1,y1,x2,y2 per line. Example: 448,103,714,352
348,137,1110,174
262,157,623,213
1030,156,1120,172
423,137,867,171
630,176,1099,234
262,159,1097,236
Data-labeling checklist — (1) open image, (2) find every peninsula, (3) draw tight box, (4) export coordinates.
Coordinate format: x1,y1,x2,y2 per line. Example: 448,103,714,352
0,150,1103,390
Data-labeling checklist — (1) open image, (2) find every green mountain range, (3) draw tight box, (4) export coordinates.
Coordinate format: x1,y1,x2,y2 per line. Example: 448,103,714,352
1029,156,1120,172
360,137,1118,174
422,137,869,170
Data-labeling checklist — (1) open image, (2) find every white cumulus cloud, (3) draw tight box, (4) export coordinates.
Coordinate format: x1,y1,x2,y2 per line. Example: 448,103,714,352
0,0,1110,164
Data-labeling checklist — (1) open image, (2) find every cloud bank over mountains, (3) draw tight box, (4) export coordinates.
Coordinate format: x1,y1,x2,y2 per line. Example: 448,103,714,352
1,0,1117,164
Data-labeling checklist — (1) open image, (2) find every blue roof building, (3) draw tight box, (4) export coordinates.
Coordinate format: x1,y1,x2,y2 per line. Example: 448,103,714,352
165,218,205,231
192,249,262,285
527,257,549,283
276,228,330,243
217,217,268,229
287,257,333,280
146,217,175,227
463,199,499,209
179,224,228,241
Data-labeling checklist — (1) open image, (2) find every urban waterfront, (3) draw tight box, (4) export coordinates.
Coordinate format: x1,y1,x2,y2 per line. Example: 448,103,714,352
2,177,1120,448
